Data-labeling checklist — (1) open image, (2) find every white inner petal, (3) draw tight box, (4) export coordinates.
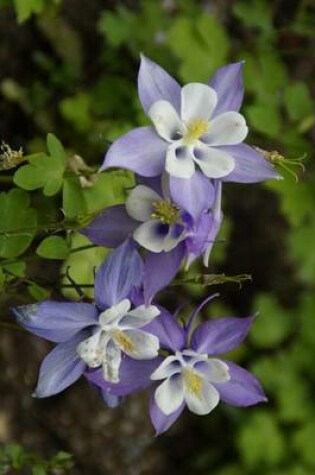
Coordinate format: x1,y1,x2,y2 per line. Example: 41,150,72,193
118,329,159,359
99,299,131,327
181,83,218,123
133,220,168,253
193,143,235,179
151,355,182,380
119,304,160,329
203,111,248,146
149,100,183,142
154,376,184,415
184,375,220,415
102,340,122,383
76,331,105,368
198,358,230,383
126,185,161,222
165,142,195,179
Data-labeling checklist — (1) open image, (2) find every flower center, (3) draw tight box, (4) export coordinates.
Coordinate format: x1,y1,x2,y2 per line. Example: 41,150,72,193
111,329,135,353
183,119,209,145
183,369,203,396
151,200,179,225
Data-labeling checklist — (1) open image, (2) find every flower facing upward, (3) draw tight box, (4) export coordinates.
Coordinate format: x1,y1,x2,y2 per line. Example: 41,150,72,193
101,55,279,184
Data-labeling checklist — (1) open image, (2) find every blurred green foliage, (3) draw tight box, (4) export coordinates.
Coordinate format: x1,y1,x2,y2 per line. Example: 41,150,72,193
0,0,315,474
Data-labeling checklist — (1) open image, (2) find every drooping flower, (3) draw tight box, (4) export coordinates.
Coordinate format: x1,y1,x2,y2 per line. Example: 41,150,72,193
87,296,267,435
13,240,160,398
81,172,222,269
101,55,279,183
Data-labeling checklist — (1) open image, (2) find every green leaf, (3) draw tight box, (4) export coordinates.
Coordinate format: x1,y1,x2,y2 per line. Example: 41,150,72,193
289,220,315,284
62,177,87,219
61,233,108,300
293,421,315,467
13,0,45,23
28,283,51,301
60,93,91,132
266,180,314,227
46,133,66,168
2,261,26,279
232,0,273,34
14,153,65,197
167,14,229,82
0,189,37,258
36,236,69,260
250,294,292,348
284,82,314,122
237,411,286,468
246,101,282,138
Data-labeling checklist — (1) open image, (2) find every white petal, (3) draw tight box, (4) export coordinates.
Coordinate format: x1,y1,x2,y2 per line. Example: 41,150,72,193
154,376,184,415
99,299,131,327
115,329,159,359
76,331,103,368
181,83,217,123
119,304,160,329
165,143,195,179
102,340,122,383
204,111,248,146
151,355,182,380
184,378,220,415
133,220,168,253
148,100,183,142
193,143,235,179
197,358,230,383
126,185,161,222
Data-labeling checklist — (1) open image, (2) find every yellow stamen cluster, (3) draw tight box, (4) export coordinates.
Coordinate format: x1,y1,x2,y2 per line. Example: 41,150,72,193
183,119,209,145
0,142,25,170
112,330,135,353
184,370,203,396
151,200,179,225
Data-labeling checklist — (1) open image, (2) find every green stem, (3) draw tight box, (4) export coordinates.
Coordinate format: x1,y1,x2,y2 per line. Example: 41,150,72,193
0,175,13,183
69,244,98,254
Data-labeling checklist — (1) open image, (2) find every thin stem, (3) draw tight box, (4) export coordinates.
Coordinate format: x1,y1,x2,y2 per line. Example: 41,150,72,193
69,244,98,254
0,175,13,183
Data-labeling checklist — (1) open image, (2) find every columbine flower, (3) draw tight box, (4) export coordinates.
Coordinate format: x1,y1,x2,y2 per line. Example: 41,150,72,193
101,55,279,183
81,172,222,268
87,297,267,435
13,240,160,398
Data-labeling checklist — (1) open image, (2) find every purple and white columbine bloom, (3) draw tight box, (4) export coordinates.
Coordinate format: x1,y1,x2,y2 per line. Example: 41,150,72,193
81,172,222,269
13,240,160,398
101,55,279,183
87,296,267,435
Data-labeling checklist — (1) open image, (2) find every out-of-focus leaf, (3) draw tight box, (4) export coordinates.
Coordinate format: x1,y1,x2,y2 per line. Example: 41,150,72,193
167,14,229,82
0,189,37,258
284,82,314,122
60,93,91,132
61,233,108,300
250,294,292,348
246,101,282,138
36,236,69,260
13,0,45,23
232,0,273,34
237,411,286,468
289,221,315,284
28,283,51,301
293,422,315,467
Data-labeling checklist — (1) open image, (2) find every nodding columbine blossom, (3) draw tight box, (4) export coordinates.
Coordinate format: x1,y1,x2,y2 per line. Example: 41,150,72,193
101,55,279,183
81,172,222,269
13,240,161,399
87,296,267,435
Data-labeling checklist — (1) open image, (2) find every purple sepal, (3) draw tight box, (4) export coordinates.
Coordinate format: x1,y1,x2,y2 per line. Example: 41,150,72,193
80,205,137,248
86,355,162,396
169,172,215,220
210,61,244,116
144,308,185,352
100,390,122,408
215,361,268,406
149,393,184,435
143,244,184,305
138,54,181,115
191,316,254,355
94,239,143,309
14,302,97,343
100,127,167,177
34,331,88,398
221,144,280,183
